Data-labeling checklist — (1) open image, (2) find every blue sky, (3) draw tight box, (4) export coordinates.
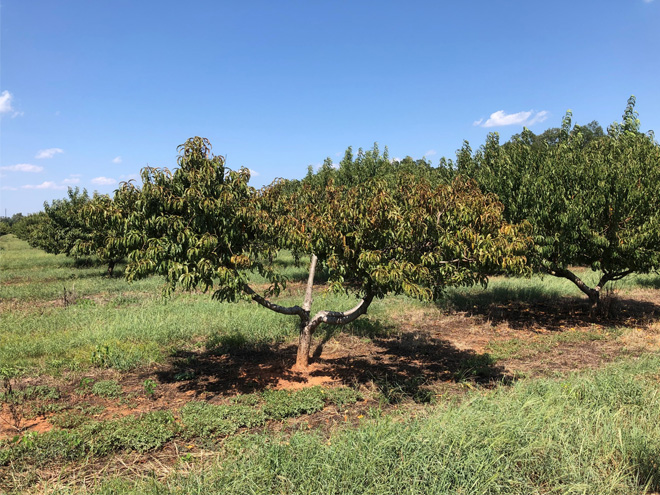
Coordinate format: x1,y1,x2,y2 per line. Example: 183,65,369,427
1,0,659,215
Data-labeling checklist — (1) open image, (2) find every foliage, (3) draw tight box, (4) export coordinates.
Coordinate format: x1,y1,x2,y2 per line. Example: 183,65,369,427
451,97,660,307
9,212,49,244
98,137,528,367
11,188,126,275
299,142,447,191
283,173,530,301
28,187,92,257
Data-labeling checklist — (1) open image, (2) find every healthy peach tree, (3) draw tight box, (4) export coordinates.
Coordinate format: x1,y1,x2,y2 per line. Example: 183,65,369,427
452,97,660,311
104,137,529,369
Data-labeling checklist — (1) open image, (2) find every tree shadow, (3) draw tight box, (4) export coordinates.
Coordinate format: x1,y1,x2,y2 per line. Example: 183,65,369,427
155,318,509,401
439,286,660,332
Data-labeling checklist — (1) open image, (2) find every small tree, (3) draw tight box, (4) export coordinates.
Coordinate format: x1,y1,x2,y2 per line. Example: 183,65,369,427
107,137,528,368
453,97,660,310
30,187,92,257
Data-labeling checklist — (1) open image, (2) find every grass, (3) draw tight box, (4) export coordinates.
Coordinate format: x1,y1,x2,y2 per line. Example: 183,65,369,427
77,356,660,494
487,327,624,361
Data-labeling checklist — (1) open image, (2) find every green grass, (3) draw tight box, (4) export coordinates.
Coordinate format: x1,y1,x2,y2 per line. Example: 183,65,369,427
487,327,624,361
3,235,660,493
77,355,660,494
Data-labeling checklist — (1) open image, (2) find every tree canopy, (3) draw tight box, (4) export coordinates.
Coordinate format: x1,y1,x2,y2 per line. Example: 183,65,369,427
100,137,529,368
450,97,660,309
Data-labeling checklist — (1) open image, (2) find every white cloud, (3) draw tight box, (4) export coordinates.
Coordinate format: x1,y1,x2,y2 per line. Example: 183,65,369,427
0,90,14,114
0,90,23,118
70,173,82,178
1,186,18,191
248,168,260,177
22,181,66,190
424,149,437,157
62,177,80,185
0,163,44,173
112,156,122,164
91,176,116,186
35,148,64,159
475,109,549,128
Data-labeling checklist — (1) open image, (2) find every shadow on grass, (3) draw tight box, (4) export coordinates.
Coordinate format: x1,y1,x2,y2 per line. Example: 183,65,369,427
155,318,509,400
439,285,660,332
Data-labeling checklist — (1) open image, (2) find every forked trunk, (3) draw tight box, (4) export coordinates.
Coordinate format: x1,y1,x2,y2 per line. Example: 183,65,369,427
550,267,631,318
245,253,374,370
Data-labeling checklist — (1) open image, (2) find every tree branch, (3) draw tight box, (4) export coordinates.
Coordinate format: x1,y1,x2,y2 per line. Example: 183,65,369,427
308,293,375,332
242,284,306,317
597,269,633,290
550,267,596,298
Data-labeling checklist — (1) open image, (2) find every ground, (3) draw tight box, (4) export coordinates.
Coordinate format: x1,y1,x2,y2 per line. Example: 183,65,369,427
2,235,660,493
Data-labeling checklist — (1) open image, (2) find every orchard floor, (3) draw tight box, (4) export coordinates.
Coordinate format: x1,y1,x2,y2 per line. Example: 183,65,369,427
3,286,660,442
2,235,660,493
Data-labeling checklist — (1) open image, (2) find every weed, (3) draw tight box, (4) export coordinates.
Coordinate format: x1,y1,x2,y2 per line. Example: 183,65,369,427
181,402,267,439
262,387,326,420
374,375,435,404
324,387,363,410
174,370,196,381
51,410,91,429
76,377,94,394
453,353,498,382
143,379,158,397
91,380,122,399
230,394,261,406
0,366,24,432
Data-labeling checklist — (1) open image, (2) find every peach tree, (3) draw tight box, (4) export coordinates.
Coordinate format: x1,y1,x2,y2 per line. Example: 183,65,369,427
453,97,660,311
104,137,529,369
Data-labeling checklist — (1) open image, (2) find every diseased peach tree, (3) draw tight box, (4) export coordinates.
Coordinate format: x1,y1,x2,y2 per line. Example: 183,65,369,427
104,137,529,369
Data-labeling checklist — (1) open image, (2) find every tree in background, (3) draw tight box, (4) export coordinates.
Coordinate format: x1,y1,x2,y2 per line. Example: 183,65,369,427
104,137,529,368
300,143,443,191
10,212,50,245
10,188,125,275
451,97,660,311
29,188,92,257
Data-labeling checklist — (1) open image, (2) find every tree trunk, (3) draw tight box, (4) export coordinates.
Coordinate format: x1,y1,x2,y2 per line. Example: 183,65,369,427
549,267,632,317
296,321,313,369
587,289,600,316
295,255,317,370
107,260,116,277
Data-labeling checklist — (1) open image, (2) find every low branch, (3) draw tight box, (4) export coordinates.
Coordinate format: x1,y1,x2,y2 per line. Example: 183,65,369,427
550,267,595,298
600,269,633,285
308,293,375,331
242,284,306,317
